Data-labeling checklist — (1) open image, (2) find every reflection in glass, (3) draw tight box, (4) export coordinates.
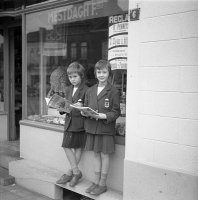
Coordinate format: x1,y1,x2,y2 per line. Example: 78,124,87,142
25,9,108,123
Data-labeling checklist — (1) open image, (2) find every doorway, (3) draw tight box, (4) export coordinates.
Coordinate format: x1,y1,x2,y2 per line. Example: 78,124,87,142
9,26,22,141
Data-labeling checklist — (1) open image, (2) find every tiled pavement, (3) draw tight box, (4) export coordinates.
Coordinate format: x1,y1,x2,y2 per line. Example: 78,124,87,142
0,183,53,200
0,140,54,200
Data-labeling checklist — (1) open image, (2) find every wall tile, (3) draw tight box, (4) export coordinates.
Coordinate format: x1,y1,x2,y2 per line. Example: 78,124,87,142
140,38,198,67
140,14,181,42
180,66,198,92
181,10,198,38
179,119,198,147
139,91,182,117
138,115,179,143
154,142,198,174
138,139,155,163
179,93,198,119
141,2,198,18
138,66,180,91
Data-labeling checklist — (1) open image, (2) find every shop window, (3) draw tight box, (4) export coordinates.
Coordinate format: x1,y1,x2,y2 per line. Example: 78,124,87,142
80,42,87,60
71,43,77,60
25,7,126,143
0,30,4,111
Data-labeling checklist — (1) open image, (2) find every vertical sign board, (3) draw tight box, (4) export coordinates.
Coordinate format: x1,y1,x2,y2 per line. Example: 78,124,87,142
108,13,128,70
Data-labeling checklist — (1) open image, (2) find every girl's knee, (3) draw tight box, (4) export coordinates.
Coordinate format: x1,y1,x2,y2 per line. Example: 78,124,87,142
101,152,109,159
93,152,100,157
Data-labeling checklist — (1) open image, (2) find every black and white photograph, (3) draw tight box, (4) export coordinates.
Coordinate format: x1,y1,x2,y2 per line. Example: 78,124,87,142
0,0,197,200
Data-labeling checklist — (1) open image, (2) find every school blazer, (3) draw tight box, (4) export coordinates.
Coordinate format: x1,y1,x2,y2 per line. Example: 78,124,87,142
63,82,88,132
84,82,120,135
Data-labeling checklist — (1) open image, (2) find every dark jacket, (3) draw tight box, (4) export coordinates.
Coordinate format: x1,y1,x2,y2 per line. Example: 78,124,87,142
63,82,88,132
84,82,120,135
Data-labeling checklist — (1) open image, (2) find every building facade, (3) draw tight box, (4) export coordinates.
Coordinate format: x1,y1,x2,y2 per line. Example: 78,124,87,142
0,0,198,200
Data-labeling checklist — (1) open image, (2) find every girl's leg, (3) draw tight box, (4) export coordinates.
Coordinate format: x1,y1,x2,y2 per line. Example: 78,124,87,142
64,148,79,174
99,152,110,186
56,148,74,184
85,152,101,193
65,148,83,187
89,152,109,195
74,148,82,165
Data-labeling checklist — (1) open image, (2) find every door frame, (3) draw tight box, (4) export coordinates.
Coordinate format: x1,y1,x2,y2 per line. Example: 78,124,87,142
7,24,22,141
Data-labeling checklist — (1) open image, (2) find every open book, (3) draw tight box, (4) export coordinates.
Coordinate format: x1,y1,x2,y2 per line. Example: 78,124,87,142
70,104,99,117
45,94,72,113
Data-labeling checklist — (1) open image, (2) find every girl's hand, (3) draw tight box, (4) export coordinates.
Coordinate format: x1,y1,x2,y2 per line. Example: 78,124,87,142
57,107,65,112
93,113,107,120
73,102,83,107
81,111,88,117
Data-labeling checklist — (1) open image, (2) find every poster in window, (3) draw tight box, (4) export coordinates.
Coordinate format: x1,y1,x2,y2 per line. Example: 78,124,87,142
108,13,128,70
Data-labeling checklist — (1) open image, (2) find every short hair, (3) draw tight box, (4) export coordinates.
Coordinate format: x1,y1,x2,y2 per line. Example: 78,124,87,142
94,59,112,76
67,62,85,79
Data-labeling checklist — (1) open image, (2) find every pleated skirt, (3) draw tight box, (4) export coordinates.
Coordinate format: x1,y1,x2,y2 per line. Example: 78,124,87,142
62,131,87,149
84,133,115,154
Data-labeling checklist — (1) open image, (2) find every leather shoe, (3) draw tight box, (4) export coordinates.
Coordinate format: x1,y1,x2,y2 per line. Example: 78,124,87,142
56,174,73,184
69,171,82,187
90,185,107,195
85,183,97,193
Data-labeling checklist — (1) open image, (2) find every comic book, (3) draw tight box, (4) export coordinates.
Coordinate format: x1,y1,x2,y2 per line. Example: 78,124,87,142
70,104,99,117
45,94,72,113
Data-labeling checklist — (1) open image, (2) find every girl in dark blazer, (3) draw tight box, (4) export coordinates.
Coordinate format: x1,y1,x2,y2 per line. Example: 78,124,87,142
56,62,88,187
83,60,120,195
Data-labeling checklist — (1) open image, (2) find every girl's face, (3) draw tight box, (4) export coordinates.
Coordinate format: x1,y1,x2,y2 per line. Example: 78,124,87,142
68,72,81,87
96,67,109,84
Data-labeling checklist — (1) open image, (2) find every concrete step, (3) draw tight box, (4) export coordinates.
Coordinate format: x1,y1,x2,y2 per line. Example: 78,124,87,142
0,167,15,186
57,179,122,200
9,159,122,200
0,148,20,169
0,141,20,169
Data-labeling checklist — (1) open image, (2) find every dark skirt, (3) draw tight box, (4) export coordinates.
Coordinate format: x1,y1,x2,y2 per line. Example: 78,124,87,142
84,133,115,154
62,131,86,149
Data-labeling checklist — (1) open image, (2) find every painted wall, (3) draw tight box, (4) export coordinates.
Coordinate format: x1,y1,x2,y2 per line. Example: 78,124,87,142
124,1,198,199
20,123,125,192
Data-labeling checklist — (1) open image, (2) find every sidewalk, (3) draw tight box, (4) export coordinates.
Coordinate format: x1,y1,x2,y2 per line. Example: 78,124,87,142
0,183,53,200
0,140,53,200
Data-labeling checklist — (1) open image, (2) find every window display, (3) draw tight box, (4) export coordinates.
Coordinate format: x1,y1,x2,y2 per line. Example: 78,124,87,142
25,5,127,137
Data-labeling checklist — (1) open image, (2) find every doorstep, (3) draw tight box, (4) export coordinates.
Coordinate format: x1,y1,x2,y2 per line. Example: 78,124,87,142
57,179,122,200
0,167,15,186
9,159,122,200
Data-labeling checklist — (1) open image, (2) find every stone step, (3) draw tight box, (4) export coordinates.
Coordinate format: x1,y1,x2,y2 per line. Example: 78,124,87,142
9,159,122,200
0,167,15,186
0,149,20,169
0,141,20,169
57,179,122,200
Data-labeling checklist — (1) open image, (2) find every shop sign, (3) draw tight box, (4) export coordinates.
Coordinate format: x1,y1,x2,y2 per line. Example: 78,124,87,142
108,22,128,37
108,12,128,70
48,0,128,24
108,47,128,60
130,8,140,21
110,59,127,70
108,34,128,48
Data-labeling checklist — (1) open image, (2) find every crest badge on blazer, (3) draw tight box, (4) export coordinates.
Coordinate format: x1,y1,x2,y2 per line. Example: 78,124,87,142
105,98,109,108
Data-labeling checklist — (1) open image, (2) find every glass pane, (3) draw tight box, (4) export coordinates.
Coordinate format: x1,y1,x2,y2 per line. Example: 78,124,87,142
26,8,108,122
71,43,77,60
0,30,4,111
80,42,87,60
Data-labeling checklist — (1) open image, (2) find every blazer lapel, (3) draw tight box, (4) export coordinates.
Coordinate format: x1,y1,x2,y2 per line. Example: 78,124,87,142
72,82,84,103
97,82,112,101
91,84,98,109
67,86,73,102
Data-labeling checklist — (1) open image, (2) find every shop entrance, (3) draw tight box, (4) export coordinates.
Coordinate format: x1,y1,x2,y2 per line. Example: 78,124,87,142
9,26,22,140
